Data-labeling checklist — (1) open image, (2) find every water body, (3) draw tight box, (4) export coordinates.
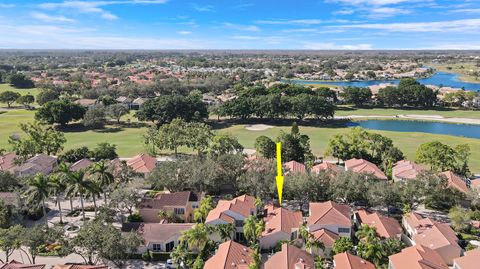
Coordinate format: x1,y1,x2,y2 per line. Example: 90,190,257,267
348,120,480,139
286,72,480,91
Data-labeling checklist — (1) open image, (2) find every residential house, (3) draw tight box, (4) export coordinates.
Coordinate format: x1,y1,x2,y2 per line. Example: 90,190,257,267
259,205,303,250
204,240,254,269
74,98,97,107
453,248,480,269
53,265,108,269
311,228,339,257
138,191,202,222
345,158,387,180
0,192,21,207
440,171,470,195
388,245,448,269
126,154,157,175
307,201,352,238
264,244,315,269
70,158,93,172
122,222,194,253
354,209,403,239
471,179,480,195
311,162,339,176
403,212,461,265
392,160,425,181
333,252,375,269
0,152,17,172
14,154,57,177
205,195,257,242
0,260,45,269
131,97,147,110
284,161,307,174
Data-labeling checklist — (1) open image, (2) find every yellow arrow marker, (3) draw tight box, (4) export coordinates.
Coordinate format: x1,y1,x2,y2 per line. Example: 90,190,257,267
276,142,284,206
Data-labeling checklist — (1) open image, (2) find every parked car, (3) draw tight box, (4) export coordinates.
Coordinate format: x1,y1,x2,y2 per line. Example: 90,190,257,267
165,259,177,269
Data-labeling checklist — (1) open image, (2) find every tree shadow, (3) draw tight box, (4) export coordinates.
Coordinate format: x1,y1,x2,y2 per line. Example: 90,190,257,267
210,118,352,130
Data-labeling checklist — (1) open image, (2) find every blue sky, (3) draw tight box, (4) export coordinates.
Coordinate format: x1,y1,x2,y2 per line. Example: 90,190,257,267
1,0,480,49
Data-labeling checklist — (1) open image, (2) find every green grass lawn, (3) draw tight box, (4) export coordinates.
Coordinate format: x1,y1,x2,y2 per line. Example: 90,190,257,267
0,84,40,108
2,108,480,172
335,107,480,119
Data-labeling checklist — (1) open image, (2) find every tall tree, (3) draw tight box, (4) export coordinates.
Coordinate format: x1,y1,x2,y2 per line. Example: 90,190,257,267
24,174,51,226
90,161,114,203
35,100,86,126
0,91,20,108
277,122,313,163
64,170,96,222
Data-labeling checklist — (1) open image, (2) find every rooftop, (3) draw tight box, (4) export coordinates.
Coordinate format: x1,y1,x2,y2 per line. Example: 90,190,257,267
345,158,387,180
204,241,254,269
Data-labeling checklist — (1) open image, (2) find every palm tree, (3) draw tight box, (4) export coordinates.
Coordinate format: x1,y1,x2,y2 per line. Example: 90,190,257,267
243,215,264,246
357,237,385,267
49,174,65,224
355,225,377,242
90,161,114,204
55,162,74,211
84,180,102,217
24,174,51,226
180,223,209,251
299,224,325,253
158,210,180,223
64,170,96,222
215,223,235,242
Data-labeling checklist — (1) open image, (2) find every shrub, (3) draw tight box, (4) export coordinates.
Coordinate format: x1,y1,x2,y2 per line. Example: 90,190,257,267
128,213,143,222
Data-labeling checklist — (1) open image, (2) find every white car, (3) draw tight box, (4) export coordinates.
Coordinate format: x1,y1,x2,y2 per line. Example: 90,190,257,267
165,259,176,269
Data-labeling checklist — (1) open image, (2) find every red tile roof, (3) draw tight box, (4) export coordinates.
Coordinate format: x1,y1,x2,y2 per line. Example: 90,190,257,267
205,195,256,223
345,158,387,180
388,245,448,269
0,152,17,172
204,241,254,269
126,154,157,173
333,252,375,269
284,161,306,174
262,205,303,236
53,265,108,269
453,248,480,269
307,201,351,228
440,171,469,194
70,158,93,172
311,162,339,175
0,260,45,269
139,191,198,209
393,160,425,180
355,209,402,239
264,244,314,269
311,228,339,248
122,222,194,245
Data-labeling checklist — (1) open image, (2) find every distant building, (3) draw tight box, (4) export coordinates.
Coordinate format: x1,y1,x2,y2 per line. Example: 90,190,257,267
138,191,202,223
333,252,375,269
264,244,315,269
259,205,303,250
311,162,339,176
284,160,307,174
14,154,57,177
388,245,448,269
392,160,425,181
345,158,387,180
74,98,97,107
204,241,254,269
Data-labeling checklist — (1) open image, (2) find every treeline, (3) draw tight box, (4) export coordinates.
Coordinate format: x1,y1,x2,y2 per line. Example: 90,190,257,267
218,84,336,120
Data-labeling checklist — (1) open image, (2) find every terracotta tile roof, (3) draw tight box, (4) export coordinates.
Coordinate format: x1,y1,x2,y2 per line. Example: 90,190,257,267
388,245,448,269
0,192,20,207
139,191,197,209
311,228,339,248
440,171,469,194
204,241,254,269
307,201,351,228
14,154,57,175
0,152,17,171
264,244,314,269
205,195,256,223
311,162,339,175
404,212,435,230
453,248,480,269
262,205,303,236
0,260,46,269
70,158,93,172
333,252,375,269
355,210,402,239
74,99,97,106
121,222,194,245
345,158,387,180
53,265,108,269
471,179,480,192
284,161,307,174
413,222,459,251
126,154,157,173
393,160,425,180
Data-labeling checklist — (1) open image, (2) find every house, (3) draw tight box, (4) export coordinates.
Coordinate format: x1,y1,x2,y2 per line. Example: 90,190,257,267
14,154,57,177
126,154,157,175
122,222,194,253
70,158,93,172
392,160,425,181
440,171,469,194
284,161,307,174
0,260,45,269
333,252,375,269
259,205,303,250
0,192,21,207
453,248,480,269
344,158,387,180
354,209,403,239
388,245,448,269
53,265,108,269
205,195,257,242
402,212,461,265
311,162,339,176
131,97,147,110
311,228,339,257
264,244,315,269
0,152,17,172
138,191,202,223
307,201,352,238
204,240,254,269
471,179,480,194
74,98,97,107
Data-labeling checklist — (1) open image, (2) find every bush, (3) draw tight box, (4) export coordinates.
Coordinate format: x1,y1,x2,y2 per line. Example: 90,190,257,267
149,252,171,261
127,213,143,222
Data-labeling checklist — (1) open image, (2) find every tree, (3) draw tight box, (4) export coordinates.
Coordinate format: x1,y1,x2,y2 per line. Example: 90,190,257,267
357,237,385,267
35,100,86,126
24,174,52,226
0,225,23,263
243,215,265,246
299,224,324,253
49,174,65,224
64,170,97,222
332,237,354,255
90,161,114,204
238,159,276,200
341,87,372,107
109,184,140,219
0,171,20,192
208,134,244,157
416,141,470,174
9,121,66,160
91,143,118,160
83,104,106,129
106,104,129,123
395,178,427,210
0,91,20,108
254,136,276,159
180,223,210,251
58,146,91,163
193,195,214,223
158,209,182,223
36,89,60,106
277,122,313,163
21,225,62,264
146,118,189,157
7,73,34,89
215,223,235,242
16,94,35,109
355,225,377,242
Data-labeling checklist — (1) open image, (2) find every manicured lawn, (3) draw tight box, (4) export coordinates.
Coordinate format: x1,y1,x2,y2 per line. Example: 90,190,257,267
2,109,480,172
0,84,40,108
335,107,480,119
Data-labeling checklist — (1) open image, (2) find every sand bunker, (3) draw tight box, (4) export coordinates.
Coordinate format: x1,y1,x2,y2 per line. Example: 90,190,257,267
245,124,274,131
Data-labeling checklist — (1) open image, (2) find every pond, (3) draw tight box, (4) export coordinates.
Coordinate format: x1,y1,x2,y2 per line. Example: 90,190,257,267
348,120,480,139
286,72,480,91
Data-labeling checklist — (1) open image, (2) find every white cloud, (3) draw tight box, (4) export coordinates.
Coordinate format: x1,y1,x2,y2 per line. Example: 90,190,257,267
303,42,373,50
178,31,192,35
332,19,480,32
255,19,324,25
231,35,260,40
191,4,214,12
451,9,480,14
0,4,15,8
335,9,355,15
223,23,261,32
367,7,410,18
326,0,421,6
31,12,76,23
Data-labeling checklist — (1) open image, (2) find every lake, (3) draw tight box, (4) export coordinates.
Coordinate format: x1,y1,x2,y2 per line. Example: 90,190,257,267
348,120,480,139
286,72,480,91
